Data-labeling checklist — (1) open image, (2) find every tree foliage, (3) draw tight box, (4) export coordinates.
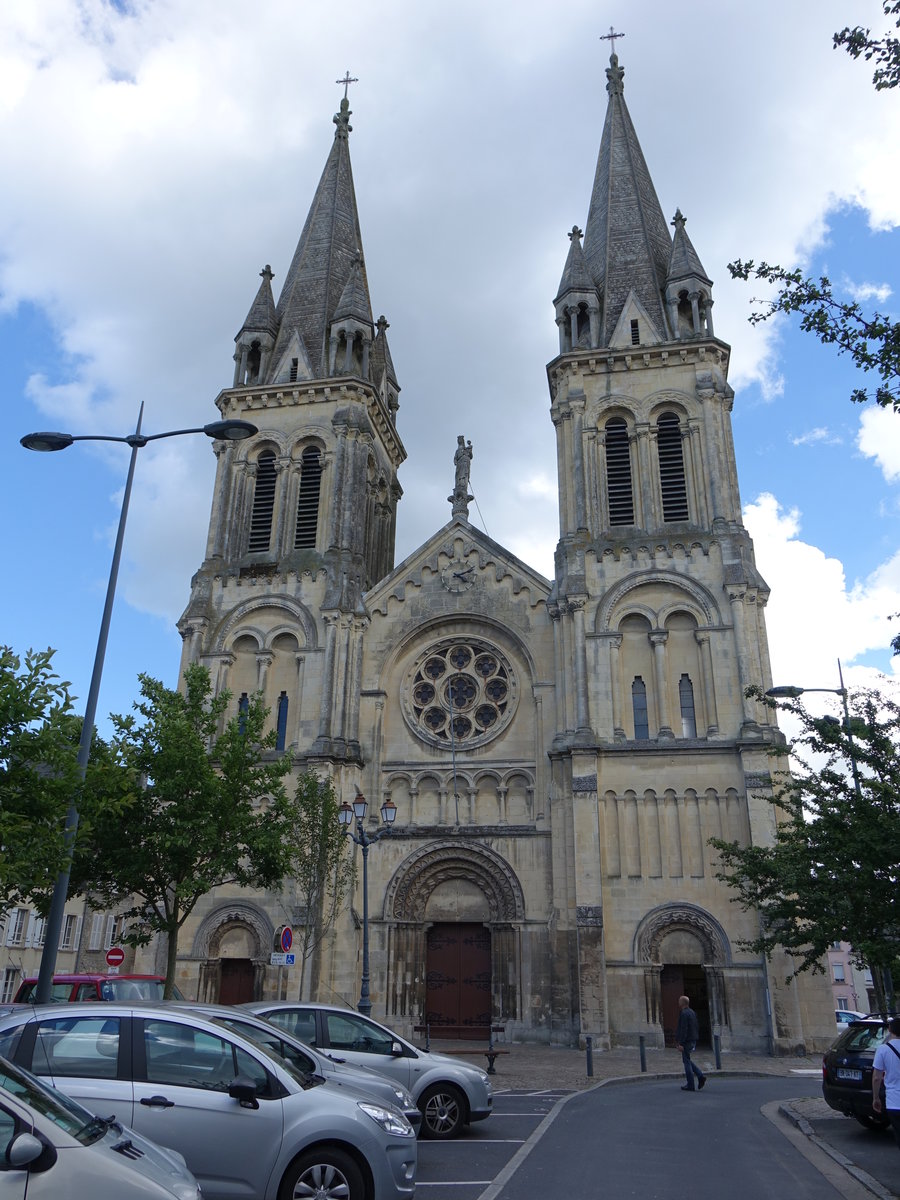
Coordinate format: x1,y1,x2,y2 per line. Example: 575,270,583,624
834,1,900,91
725,261,900,410
72,665,295,997
711,687,900,1014
288,774,354,996
0,646,80,908
728,5,900,411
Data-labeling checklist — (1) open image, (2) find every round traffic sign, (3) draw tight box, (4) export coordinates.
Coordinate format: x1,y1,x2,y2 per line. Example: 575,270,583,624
106,946,125,967
280,926,293,953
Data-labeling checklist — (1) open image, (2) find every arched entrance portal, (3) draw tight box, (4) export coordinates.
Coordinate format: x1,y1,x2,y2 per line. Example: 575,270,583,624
191,902,273,1005
635,903,731,1048
385,841,526,1033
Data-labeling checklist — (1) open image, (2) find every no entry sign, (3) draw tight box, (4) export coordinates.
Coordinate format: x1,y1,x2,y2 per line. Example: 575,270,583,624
106,946,125,968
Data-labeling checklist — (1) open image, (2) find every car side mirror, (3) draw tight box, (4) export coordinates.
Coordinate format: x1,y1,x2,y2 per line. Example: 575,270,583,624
8,1132,55,1171
228,1076,260,1110
391,1040,404,1057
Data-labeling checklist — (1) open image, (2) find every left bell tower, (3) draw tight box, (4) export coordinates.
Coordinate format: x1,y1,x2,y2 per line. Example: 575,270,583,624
178,91,405,767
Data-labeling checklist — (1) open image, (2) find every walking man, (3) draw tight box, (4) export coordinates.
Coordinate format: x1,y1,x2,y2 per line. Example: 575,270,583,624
872,1015,900,1149
675,994,706,1092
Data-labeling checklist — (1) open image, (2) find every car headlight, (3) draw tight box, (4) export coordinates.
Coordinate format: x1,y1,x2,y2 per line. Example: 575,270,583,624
478,1071,491,1088
394,1087,415,1107
358,1102,416,1137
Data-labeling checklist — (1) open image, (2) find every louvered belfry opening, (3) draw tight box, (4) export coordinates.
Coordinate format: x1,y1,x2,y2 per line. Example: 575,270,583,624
657,412,689,522
248,451,276,552
294,446,322,549
605,417,634,525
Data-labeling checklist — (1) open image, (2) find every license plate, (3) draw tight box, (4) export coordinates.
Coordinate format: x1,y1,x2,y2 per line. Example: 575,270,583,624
837,1068,862,1080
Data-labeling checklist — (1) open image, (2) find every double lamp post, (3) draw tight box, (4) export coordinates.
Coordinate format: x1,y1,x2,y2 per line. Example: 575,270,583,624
338,792,396,1016
21,405,257,1004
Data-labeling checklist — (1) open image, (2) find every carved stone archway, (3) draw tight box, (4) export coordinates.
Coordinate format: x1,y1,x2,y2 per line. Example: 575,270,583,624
384,841,526,1028
633,904,732,1039
191,902,274,1004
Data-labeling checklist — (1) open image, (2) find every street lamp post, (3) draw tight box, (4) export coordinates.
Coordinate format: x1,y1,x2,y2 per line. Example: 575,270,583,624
337,791,397,1016
766,659,861,795
21,404,257,1004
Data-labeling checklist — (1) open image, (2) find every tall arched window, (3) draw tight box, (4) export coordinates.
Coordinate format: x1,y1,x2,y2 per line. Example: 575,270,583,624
679,674,697,738
657,412,689,522
632,677,649,740
275,692,289,752
248,451,276,552
294,446,322,549
605,417,634,525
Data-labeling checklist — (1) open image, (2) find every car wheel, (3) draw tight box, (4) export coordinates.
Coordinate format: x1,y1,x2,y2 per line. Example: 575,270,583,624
279,1147,364,1200
419,1082,466,1139
854,1113,890,1132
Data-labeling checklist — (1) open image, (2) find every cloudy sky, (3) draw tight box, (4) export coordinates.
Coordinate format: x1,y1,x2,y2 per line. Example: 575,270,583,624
2,0,899,732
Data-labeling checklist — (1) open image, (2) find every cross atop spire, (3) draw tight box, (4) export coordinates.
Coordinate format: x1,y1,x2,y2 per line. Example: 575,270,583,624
336,71,358,100
599,26,625,55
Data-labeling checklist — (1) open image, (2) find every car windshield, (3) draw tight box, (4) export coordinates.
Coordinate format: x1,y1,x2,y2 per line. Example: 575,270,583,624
841,1024,888,1051
0,1056,105,1144
209,1018,318,1090
101,979,184,1001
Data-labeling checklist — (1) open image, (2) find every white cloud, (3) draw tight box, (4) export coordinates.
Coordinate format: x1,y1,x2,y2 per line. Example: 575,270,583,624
790,427,843,447
858,407,900,482
744,493,899,689
842,277,893,304
1,0,899,688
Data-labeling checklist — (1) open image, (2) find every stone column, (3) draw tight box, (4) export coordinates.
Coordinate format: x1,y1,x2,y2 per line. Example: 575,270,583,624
608,634,626,741
293,654,306,749
649,631,674,737
727,590,758,727
571,394,587,531
570,599,591,734
694,631,719,735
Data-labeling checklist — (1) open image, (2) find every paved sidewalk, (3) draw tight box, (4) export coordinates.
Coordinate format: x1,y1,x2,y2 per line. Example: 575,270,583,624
426,1036,818,1091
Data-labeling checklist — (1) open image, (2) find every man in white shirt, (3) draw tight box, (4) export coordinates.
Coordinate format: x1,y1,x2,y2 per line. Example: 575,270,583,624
872,1015,900,1150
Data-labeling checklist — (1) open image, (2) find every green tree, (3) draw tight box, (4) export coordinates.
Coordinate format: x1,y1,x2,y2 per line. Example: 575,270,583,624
0,646,80,908
711,686,900,1014
834,1,900,90
72,665,295,997
728,3,900,411
288,774,354,997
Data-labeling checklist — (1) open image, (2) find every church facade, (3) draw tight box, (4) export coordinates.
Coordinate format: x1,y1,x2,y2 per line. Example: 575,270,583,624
151,54,834,1052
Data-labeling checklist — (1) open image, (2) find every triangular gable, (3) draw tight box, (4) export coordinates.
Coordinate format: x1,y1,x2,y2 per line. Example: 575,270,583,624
365,517,551,616
608,288,665,349
269,328,314,385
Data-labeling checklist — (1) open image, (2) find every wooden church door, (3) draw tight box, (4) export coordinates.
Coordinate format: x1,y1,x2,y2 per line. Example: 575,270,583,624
425,923,492,1039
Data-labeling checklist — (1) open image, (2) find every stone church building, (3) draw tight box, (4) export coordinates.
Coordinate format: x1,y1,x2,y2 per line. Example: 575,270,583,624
143,53,834,1052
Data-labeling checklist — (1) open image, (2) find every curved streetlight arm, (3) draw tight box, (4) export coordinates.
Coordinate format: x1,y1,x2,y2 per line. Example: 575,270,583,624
27,404,257,1004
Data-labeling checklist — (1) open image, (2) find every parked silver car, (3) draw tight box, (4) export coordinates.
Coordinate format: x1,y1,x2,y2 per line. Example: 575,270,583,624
0,1054,201,1199
0,1003,417,1200
244,1001,493,1139
176,1002,422,1133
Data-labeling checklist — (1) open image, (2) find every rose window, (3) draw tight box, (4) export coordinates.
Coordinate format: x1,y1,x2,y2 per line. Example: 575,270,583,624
404,639,517,748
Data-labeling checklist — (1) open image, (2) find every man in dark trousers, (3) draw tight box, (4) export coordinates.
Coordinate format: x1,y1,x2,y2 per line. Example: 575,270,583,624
675,994,707,1092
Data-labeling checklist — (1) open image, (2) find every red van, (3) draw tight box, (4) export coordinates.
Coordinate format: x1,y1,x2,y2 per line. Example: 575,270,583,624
13,974,184,1003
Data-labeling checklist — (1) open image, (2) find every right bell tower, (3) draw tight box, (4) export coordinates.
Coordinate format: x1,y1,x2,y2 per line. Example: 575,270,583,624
546,50,831,1052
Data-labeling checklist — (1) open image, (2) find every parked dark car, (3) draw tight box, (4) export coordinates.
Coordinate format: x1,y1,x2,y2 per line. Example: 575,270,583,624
822,1018,893,1130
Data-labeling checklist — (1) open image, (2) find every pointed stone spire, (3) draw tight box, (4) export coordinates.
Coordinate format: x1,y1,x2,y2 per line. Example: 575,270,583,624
267,96,374,382
554,226,596,302
582,52,673,346
233,264,278,386
237,264,278,339
333,250,373,325
553,226,601,353
667,209,712,287
665,209,715,339
372,314,401,422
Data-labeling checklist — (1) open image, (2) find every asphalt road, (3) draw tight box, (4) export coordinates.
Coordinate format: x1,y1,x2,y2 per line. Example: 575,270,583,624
415,1075,892,1200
